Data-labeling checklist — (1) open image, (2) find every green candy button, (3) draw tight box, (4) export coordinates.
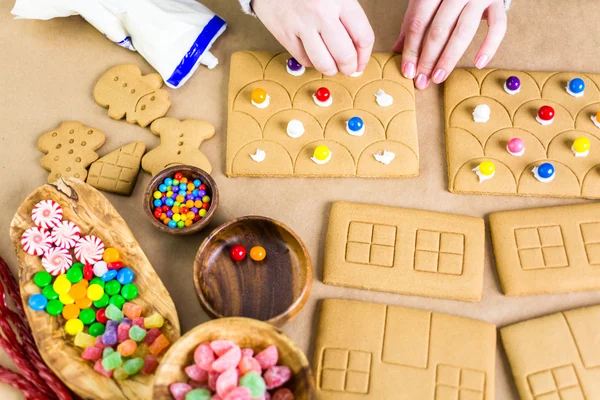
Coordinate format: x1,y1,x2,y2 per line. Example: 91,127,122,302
33,271,52,288
89,322,105,337
109,295,125,309
89,277,105,288
66,267,83,283
121,284,138,301
104,280,121,296
42,285,58,300
79,308,96,325
46,299,63,316
93,293,109,308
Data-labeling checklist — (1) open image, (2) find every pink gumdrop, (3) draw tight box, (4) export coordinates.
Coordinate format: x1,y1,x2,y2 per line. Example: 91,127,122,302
255,346,278,370
216,368,238,397
82,346,102,361
169,382,193,400
195,342,216,371
264,366,292,390
239,356,261,375
93,359,113,377
507,137,524,155
241,348,254,358
272,388,294,400
132,317,145,328
117,323,131,343
223,387,251,400
264,392,272,400
212,346,242,373
208,371,220,391
212,396,223,400
210,339,236,356
186,364,209,382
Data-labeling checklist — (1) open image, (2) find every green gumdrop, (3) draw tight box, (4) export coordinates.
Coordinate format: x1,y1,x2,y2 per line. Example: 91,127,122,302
239,371,266,398
93,293,109,308
66,267,83,283
89,277,105,288
123,358,144,375
104,280,121,296
129,325,147,342
105,304,123,322
102,351,122,371
79,308,96,325
185,389,211,400
45,299,63,316
109,295,125,309
33,271,52,288
121,284,138,301
89,322,106,337
42,285,58,300
103,347,115,358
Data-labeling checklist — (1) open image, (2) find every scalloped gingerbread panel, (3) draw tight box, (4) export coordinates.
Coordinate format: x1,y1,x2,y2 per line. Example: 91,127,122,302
489,203,600,296
444,68,600,199
226,51,419,177
501,305,600,400
313,299,496,400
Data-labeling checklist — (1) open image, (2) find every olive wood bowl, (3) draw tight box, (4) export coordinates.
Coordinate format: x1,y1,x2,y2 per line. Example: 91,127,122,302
144,165,219,235
193,216,313,326
152,318,316,399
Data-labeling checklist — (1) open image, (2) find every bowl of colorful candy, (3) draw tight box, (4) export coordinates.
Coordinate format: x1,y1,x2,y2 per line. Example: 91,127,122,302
144,165,219,235
152,317,316,399
193,216,313,327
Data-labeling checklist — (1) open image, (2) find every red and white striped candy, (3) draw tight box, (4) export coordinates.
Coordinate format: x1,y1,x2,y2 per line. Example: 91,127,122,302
42,247,72,276
32,200,63,229
50,220,81,249
74,235,105,265
21,227,53,256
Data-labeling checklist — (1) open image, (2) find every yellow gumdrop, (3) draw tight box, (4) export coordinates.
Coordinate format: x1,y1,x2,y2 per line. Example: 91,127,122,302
53,275,71,295
74,332,95,348
86,284,104,301
313,146,331,161
479,161,495,176
143,313,164,329
103,248,120,263
573,137,591,153
64,319,84,336
251,88,267,104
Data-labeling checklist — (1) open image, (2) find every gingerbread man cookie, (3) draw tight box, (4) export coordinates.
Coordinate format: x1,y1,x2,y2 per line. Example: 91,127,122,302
38,121,106,183
141,118,215,175
93,64,171,128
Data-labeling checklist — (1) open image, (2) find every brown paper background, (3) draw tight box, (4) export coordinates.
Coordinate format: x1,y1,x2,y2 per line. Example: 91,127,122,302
1,1,599,398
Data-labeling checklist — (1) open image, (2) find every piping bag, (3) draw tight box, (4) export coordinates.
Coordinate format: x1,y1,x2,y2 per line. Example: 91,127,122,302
11,0,227,88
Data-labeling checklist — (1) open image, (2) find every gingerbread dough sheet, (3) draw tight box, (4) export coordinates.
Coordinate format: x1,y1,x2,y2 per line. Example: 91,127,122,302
323,202,485,301
226,52,419,177
313,299,496,399
444,68,600,199
489,203,600,296
501,305,600,400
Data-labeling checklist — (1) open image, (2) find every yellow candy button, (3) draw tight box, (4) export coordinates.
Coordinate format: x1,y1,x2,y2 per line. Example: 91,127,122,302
573,137,591,154
59,292,74,305
478,161,495,176
87,284,104,301
313,146,331,161
53,275,71,295
64,318,84,336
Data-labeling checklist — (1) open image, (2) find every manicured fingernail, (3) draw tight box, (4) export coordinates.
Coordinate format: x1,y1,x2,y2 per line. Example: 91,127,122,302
415,73,429,89
475,54,489,69
432,69,446,84
403,62,416,79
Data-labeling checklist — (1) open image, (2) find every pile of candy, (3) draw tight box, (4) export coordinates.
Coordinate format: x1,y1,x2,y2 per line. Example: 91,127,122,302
170,341,294,400
152,171,212,229
22,199,170,380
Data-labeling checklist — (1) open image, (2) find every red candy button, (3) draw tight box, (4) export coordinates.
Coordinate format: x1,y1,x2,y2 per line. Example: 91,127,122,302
83,263,93,281
108,261,123,270
174,172,183,180
230,245,246,261
538,106,555,121
96,308,108,323
315,87,330,103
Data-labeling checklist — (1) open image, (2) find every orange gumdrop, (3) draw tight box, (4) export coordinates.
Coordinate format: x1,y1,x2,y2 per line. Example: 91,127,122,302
117,339,137,357
148,334,170,356
251,88,267,104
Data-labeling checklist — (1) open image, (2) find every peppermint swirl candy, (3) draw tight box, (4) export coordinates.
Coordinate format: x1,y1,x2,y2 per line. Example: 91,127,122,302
74,235,105,265
51,220,81,249
32,200,63,229
42,247,73,276
21,227,53,256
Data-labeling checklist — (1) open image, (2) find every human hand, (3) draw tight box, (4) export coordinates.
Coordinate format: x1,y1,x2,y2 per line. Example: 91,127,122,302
252,0,375,76
393,0,507,89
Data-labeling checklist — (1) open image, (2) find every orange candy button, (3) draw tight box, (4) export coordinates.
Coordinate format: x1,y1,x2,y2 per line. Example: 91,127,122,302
69,282,87,300
75,297,93,309
62,304,80,320
251,88,267,104
250,246,267,261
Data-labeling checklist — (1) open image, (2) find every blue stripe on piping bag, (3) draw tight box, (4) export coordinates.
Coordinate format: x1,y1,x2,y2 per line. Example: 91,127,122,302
167,15,226,87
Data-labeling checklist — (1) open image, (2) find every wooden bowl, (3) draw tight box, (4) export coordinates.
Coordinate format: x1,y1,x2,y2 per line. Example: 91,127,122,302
9,178,181,400
193,216,312,326
152,318,316,399
144,165,219,235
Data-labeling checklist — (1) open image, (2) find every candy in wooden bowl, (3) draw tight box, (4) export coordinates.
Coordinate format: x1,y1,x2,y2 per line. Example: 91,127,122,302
193,216,312,327
152,317,316,399
10,178,181,400
144,165,219,235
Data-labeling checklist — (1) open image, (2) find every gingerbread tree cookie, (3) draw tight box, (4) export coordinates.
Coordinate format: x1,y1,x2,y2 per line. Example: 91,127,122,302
38,121,105,183
141,118,215,176
93,64,171,128
86,141,146,195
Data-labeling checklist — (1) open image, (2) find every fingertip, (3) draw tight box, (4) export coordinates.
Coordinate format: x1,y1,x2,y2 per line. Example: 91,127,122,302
415,73,430,90
402,61,416,80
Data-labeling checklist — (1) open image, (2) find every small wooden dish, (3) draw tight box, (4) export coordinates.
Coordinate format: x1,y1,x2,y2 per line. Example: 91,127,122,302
152,318,316,399
144,165,219,235
193,216,313,326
